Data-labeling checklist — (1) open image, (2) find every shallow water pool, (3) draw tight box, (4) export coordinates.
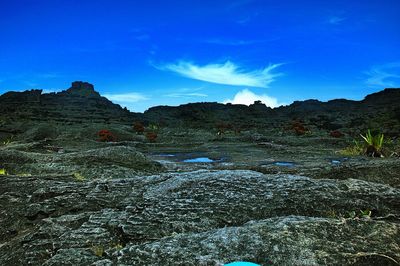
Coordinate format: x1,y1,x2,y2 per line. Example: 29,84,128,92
154,154,176,157
274,161,295,167
183,157,216,163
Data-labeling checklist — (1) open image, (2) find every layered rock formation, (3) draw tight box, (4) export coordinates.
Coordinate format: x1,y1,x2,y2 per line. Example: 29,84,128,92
1,170,399,265
0,81,140,125
144,88,400,135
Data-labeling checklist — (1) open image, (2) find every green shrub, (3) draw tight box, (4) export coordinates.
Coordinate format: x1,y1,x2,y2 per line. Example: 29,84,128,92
339,130,385,157
360,129,384,157
1,135,14,146
339,140,364,156
73,172,86,181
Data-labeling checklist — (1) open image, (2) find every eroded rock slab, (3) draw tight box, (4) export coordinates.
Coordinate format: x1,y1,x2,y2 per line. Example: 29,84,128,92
118,216,400,266
0,146,164,178
0,170,399,265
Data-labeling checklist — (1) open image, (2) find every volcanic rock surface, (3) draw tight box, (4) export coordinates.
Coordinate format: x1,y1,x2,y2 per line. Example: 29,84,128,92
1,170,399,265
0,82,399,265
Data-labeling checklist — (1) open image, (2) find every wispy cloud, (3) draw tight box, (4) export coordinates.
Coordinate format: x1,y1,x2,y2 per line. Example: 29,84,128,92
223,89,285,107
23,81,38,88
236,11,259,25
227,0,255,10
36,73,62,79
135,34,150,41
42,88,62,94
103,92,148,103
203,39,259,46
164,92,208,98
202,38,278,46
365,62,400,88
328,16,346,25
157,61,284,88
237,16,251,25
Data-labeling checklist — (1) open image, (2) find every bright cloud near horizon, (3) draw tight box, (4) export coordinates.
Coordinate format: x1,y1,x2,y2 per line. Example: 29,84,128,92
0,0,399,112
223,89,285,107
103,92,148,103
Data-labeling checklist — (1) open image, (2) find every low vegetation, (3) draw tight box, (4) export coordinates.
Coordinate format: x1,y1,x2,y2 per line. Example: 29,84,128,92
291,121,310,136
73,172,86,181
330,130,344,138
133,121,145,134
91,245,105,257
340,129,386,157
361,129,384,157
146,132,158,142
339,140,364,156
326,209,372,219
97,129,116,142
1,135,14,146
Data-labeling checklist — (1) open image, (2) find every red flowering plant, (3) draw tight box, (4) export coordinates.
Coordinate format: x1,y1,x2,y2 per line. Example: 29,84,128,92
133,122,145,134
145,132,157,142
97,130,116,142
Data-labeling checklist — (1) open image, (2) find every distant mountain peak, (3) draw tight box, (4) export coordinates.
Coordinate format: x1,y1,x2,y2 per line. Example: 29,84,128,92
64,81,100,97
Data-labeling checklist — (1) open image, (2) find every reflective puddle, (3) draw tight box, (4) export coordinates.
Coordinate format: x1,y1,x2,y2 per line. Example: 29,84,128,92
154,154,176,157
330,157,348,165
183,157,216,163
274,161,296,167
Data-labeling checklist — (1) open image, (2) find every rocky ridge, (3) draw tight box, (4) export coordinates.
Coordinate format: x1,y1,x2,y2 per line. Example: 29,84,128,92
0,81,139,126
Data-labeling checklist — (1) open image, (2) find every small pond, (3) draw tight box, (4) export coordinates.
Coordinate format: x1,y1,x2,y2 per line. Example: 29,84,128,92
152,152,223,163
274,161,296,167
329,157,348,165
183,157,216,163
225,262,260,266
153,154,176,157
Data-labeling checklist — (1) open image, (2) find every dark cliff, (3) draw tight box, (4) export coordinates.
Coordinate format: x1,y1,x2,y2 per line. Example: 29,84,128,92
1,82,399,135
0,81,141,124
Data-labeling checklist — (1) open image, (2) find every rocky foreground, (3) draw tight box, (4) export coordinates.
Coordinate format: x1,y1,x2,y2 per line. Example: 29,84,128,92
1,82,400,265
1,144,399,265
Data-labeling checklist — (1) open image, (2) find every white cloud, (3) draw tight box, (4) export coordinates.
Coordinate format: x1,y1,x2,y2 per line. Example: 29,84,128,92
328,16,346,25
203,39,259,46
135,34,150,41
37,73,61,79
227,0,255,10
365,62,400,88
103,92,148,103
23,81,38,87
237,16,251,25
164,92,208,98
223,89,285,107
42,88,61,94
159,61,284,88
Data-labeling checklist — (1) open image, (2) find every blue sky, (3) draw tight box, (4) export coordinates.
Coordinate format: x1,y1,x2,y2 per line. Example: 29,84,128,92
0,0,399,112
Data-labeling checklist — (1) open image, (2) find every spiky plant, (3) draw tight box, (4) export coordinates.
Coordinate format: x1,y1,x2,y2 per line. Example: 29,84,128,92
360,130,384,157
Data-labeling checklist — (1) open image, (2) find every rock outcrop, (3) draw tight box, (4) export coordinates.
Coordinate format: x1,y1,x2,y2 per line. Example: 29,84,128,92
0,170,399,265
0,146,164,179
1,82,399,135
144,88,400,135
0,81,141,125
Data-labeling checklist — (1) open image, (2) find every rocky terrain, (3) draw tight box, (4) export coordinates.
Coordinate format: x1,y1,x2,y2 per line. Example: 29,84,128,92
0,82,399,265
